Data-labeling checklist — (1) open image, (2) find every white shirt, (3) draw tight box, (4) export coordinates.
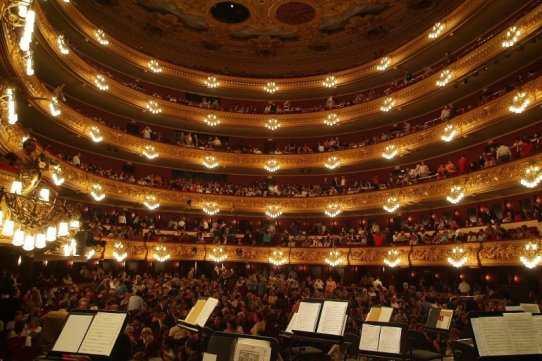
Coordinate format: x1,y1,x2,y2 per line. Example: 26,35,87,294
127,295,145,311
458,281,471,293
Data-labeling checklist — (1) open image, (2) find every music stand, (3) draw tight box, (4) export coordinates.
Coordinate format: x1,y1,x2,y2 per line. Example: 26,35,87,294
205,331,280,361
356,321,409,361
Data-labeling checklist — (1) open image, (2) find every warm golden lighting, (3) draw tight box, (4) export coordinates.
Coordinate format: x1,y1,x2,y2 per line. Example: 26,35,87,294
325,250,343,267
428,22,445,39
209,247,227,262
502,26,521,48
49,96,61,117
265,118,280,131
384,248,401,267
324,113,339,126
436,69,452,87
142,144,159,159
90,183,105,201
448,244,467,267
56,35,69,55
85,248,96,260
1,87,18,124
382,144,398,159
202,202,220,215
154,244,170,262
148,59,162,73
202,155,219,169
19,9,35,51
377,57,392,71
383,197,400,213
145,100,162,114
51,165,65,186
509,91,530,113
265,205,283,218
324,203,342,217
113,241,127,262
519,241,541,269
446,185,465,204
264,159,280,172
93,74,109,91
520,165,542,188
88,126,103,142
23,51,33,76
143,195,160,210
205,114,220,126
323,75,337,88
380,97,395,112
205,76,220,88
324,156,340,170
441,123,456,142
264,81,278,94
94,29,109,45
269,249,287,266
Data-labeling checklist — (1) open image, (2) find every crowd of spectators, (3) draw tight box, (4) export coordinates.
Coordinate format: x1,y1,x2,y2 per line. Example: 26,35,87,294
50,128,542,200
1,263,540,361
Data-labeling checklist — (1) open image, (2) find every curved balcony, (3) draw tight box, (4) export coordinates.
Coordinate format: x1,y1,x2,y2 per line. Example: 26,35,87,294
31,4,542,130
26,237,540,268
48,0,485,92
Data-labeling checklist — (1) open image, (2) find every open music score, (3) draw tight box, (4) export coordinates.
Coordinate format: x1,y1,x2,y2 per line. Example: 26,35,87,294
184,297,219,327
51,311,127,356
366,306,393,323
359,323,402,354
426,307,454,330
292,299,348,336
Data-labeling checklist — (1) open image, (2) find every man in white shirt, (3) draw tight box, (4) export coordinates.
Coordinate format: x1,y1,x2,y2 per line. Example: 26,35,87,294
496,143,512,163
458,280,471,295
127,290,145,311
72,153,81,167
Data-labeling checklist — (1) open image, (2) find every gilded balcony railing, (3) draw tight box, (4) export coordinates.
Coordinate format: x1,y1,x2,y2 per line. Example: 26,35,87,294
48,0,485,92
31,3,542,129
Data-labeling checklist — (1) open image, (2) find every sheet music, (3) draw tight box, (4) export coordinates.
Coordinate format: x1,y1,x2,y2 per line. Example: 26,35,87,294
52,314,94,353
202,353,217,361
233,338,271,361
503,313,541,354
196,297,219,327
359,323,381,352
471,317,514,356
78,312,127,356
533,316,542,350
285,313,298,333
436,309,453,330
185,299,206,324
365,307,380,322
293,302,322,332
316,300,348,335
505,306,524,312
378,326,402,354
520,303,541,313
378,307,393,322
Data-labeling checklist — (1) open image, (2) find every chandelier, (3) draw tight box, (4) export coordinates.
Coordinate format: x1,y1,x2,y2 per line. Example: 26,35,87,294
1,179,80,253
325,250,343,267
441,123,456,142
502,26,521,48
209,247,227,262
145,100,162,114
93,74,109,91
49,96,61,117
51,165,64,186
428,22,445,39
380,97,395,112
56,35,69,55
90,183,105,201
142,144,159,159
18,6,34,52
324,113,339,126
205,76,220,88
112,240,127,262
383,197,400,213
264,159,280,172
436,69,452,87
94,29,109,45
324,156,340,170
382,144,398,159
519,241,541,269
377,57,392,71
384,248,401,267
205,114,220,126
509,91,530,113
520,165,542,188
323,75,337,88
85,248,96,260
143,195,160,210
1,87,18,124
265,205,283,218
269,249,287,266
2,0,34,28
264,81,278,94
153,244,171,262
446,185,465,204
202,202,220,215
148,59,162,73
23,51,33,76
324,203,342,217
447,244,467,268
202,155,219,169
265,118,280,131
88,126,103,142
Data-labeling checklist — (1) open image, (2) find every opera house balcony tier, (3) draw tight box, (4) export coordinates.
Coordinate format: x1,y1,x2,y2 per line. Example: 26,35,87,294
20,4,542,135
42,0,538,98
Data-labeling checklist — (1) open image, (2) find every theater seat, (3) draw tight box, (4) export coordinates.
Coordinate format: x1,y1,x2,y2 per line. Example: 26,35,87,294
407,330,444,361
451,340,477,361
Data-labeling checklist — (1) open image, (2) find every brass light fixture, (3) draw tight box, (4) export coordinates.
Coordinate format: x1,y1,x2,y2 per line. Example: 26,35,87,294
202,202,220,216
205,114,220,126
1,87,18,124
269,249,287,266
428,22,445,39
383,197,400,213
509,91,530,113
264,159,280,172
112,240,127,262
142,144,159,160
205,76,220,88
380,97,395,112
143,195,160,210
520,165,542,188
382,144,398,159
148,59,162,73
265,118,280,131
94,29,109,45
324,113,339,126
88,126,103,143
446,185,465,204
264,81,278,94
323,75,337,88
384,248,401,267
153,244,171,262
90,183,105,201
209,247,227,262
519,241,541,269
502,26,521,48
324,156,340,170
324,203,342,217
448,244,467,268
56,35,69,55
325,250,343,267
441,123,457,142
265,205,283,218
377,57,392,71
145,100,162,114
202,155,219,169
436,69,452,87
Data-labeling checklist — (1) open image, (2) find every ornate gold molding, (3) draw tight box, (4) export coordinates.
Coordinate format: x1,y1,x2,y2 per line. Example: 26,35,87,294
32,3,542,129
46,0,485,93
